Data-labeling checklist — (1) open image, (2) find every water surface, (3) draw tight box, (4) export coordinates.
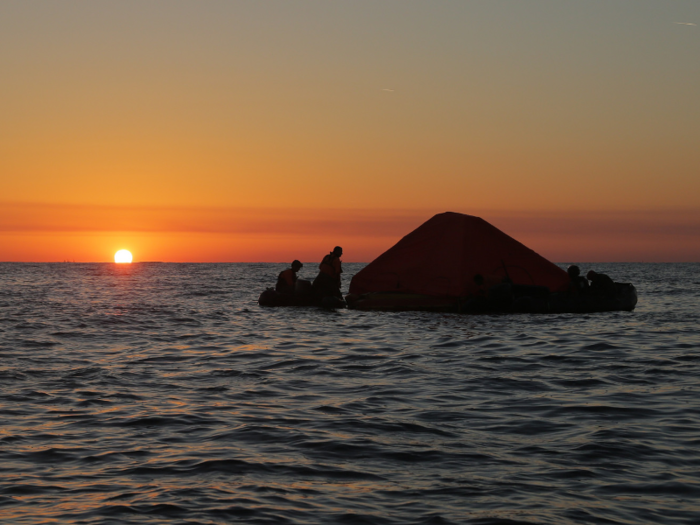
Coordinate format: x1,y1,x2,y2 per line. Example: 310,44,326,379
1,262,699,524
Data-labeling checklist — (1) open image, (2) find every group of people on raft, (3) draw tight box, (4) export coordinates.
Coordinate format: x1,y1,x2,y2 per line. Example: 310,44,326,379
273,250,617,306
275,246,344,300
461,264,619,313
469,265,616,298
566,265,617,297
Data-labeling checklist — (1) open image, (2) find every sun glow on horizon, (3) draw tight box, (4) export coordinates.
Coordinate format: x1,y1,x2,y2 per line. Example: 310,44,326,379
114,249,133,263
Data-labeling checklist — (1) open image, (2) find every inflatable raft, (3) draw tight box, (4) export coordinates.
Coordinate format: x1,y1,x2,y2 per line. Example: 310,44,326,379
258,280,346,308
344,212,638,315
345,282,637,314
258,288,346,309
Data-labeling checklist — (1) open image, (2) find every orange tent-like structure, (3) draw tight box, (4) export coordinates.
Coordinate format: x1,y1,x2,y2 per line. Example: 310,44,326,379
349,212,570,298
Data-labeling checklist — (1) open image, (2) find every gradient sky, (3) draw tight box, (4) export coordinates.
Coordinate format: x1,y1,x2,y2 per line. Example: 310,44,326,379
2,1,698,262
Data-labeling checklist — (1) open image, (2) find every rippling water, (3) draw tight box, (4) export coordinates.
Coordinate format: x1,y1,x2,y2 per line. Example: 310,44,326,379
1,262,699,524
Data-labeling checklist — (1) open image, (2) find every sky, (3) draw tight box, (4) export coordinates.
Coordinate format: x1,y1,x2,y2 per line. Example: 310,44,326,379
1,0,698,262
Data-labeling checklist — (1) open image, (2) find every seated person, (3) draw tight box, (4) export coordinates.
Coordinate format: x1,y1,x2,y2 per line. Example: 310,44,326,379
586,270,616,297
567,265,589,294
276,260,303,294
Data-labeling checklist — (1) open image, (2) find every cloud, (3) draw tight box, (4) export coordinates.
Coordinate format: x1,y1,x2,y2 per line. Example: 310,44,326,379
675,22,697,26
382,88,394,92
2,203,699,262
2,202,699,238
490,210,700,238
0,202,426,237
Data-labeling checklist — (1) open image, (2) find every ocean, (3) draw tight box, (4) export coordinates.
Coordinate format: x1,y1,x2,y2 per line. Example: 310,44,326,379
1,262,699,524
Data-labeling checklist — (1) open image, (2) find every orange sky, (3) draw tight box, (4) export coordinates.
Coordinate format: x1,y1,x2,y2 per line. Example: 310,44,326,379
1,1,699,262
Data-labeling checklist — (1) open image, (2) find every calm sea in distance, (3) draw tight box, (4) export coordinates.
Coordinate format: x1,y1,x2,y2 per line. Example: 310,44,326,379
1,262,699,525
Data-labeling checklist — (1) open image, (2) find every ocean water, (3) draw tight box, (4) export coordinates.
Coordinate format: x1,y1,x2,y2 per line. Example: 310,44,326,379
1,262,699,525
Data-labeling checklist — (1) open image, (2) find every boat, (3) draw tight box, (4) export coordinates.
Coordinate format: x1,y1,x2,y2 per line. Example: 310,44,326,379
345,212,637,314
345,283,637,314
258,279,346,309
549,283,637,314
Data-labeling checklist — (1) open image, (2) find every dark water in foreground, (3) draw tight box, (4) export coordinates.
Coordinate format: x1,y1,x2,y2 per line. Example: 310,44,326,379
1,262,699,525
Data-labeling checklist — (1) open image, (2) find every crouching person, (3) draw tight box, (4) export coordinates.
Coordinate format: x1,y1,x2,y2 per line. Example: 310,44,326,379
587,270,616,298
276,260,303,294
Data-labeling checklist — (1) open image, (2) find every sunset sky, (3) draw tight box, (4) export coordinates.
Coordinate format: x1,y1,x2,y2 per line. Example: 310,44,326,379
2,1,698,262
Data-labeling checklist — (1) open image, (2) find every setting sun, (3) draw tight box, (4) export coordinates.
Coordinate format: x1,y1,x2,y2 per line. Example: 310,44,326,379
114,249,133,263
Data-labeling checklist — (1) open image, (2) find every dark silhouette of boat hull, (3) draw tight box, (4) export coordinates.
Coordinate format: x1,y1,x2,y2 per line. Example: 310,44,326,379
258,289,346,309
345,283,637,314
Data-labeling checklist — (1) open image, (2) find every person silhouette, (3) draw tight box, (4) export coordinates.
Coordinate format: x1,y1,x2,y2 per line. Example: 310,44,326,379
276,260,303,294
567,265,589,294
586,270,616,298
313,246,343,298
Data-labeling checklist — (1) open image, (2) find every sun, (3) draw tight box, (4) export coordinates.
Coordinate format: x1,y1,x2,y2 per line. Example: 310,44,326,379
114,249,133,263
